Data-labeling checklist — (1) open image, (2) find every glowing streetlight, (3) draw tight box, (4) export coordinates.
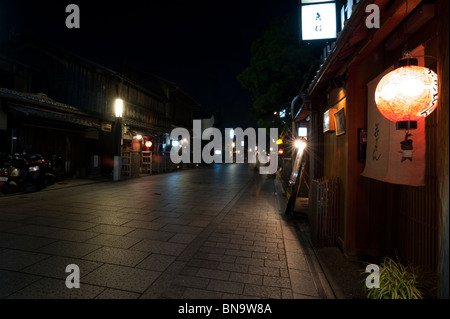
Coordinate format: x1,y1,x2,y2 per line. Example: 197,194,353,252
294,139,307,152
115,98,123,118
114,98,124,182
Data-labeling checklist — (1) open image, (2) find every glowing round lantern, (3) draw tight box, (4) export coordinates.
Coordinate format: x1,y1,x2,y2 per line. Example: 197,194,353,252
375,57,439,130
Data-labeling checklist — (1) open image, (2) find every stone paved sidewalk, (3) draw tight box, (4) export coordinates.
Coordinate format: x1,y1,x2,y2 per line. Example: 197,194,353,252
0,165,334,299
142,177,334,299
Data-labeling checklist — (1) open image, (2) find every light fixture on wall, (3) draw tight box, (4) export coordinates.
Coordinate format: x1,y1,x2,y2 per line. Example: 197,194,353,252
375,51,439,130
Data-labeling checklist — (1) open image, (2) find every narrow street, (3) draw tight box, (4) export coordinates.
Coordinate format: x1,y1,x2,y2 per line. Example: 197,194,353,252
0,164,334,299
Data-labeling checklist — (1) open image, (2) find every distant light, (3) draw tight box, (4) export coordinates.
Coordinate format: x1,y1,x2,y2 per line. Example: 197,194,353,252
278,149,284,155
115,98,123,118
276,139,283,145
295,139,307,152
232,142,236,148
135,135,142,140
145,141,152,148
172,140,179,147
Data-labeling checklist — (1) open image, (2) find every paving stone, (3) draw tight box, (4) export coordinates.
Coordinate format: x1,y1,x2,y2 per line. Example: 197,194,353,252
0,213,28,222
0,249,50,271
7,277,105,299
198,245,227,255
282,288,294,299
50,220,98,231
22,256,102,279
46,229,99,242
235,256,265,267
175,275,210,289
88,224,135,236
85,233,142,249
207,279,244,294
289,269,320,298
160,224,203,235
225,249,252,258
286,252,310,272
0,233,56,251
36,241,101,258
95,288,140,299
188,220,211,227
187,258,220,269
248,265,281,277
19,216,61,226
195,268,230,281
169,233,197,244
196,252,236,264
125,229,175,241
217,262,248,274
131,239,187,256
58,213,97,222
7,225,58,238
207,236,231,243
229,272,263,285
243,284,281,299
87,216,131,226
0,270,41,299
263,276,291,288
83,246,149,267
158,285,186,299
181,288,223,299
82,264,161,293
264,259,287,269
137,254,176,271
252,251,282,260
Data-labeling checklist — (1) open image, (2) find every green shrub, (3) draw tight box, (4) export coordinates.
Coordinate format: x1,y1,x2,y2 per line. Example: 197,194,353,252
364,257,425,299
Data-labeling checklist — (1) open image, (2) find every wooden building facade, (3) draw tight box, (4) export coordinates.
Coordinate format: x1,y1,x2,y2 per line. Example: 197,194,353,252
303,0,448,298
0,36,199,177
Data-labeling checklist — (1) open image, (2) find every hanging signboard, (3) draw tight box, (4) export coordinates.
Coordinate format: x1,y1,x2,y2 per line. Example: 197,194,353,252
300,0,337,41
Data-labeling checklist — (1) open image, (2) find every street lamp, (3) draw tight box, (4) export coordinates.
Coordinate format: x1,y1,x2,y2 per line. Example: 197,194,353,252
114,98,124,181
115,98,123,118
294,139,307,152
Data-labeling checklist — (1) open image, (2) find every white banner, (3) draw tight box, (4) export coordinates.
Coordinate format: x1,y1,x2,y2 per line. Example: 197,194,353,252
362,68,426,186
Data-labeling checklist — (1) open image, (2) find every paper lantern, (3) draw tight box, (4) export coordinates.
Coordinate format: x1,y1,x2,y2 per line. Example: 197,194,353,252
375,57,438,130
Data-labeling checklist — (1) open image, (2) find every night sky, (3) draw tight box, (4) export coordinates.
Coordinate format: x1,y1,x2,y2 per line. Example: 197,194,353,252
1,0,299,129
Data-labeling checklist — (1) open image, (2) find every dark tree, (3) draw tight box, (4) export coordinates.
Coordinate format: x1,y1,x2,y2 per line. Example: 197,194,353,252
237,12,319,129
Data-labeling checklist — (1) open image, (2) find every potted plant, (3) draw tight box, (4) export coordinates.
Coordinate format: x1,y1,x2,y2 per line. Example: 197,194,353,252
363,256,433,299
